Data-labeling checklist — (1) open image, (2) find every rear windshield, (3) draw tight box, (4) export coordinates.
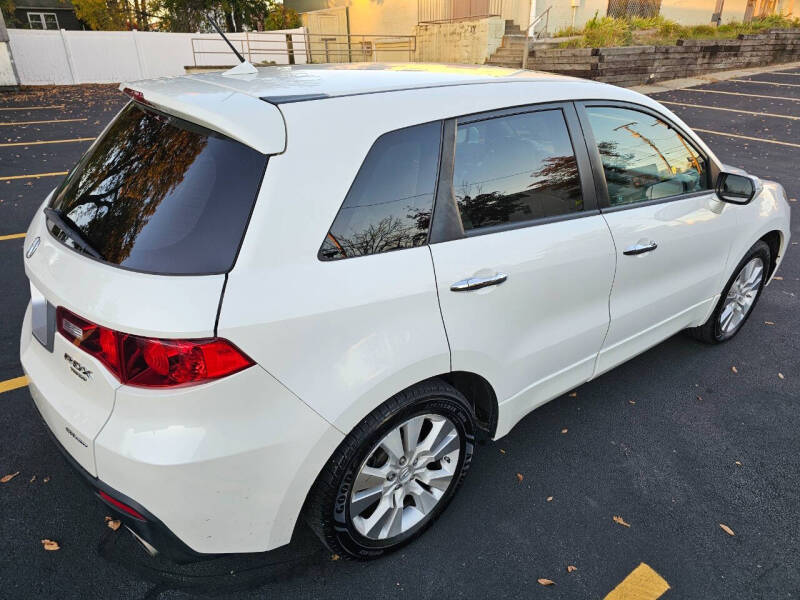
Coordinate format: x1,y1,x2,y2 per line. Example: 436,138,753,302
47,102,267,275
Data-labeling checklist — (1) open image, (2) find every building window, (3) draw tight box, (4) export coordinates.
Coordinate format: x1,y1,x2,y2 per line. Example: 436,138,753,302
28,12,59,30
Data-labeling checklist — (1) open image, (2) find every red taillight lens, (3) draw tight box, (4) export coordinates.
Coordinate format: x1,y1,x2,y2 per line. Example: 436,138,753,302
122,87,150,105
56,307,254,388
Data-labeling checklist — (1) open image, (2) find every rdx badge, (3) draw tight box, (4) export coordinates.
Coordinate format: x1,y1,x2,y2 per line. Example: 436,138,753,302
64,352,92,381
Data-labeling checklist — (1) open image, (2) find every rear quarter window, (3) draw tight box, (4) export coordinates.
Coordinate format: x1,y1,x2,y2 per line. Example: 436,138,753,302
48,102,268,275
318,122,442,261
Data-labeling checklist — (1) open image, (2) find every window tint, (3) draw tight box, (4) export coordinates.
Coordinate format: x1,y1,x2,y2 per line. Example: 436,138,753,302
585,106,709,207
453,109,583,232
48,102,267,275
319,122,441,261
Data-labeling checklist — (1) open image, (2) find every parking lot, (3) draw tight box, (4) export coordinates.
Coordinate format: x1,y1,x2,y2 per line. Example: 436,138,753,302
1,68,798,599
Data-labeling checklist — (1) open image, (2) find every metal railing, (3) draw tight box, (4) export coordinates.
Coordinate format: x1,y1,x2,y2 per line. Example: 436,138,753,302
190,32,417,67
521,6,552,69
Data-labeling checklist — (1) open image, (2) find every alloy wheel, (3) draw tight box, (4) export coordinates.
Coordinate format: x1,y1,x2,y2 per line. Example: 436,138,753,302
349,413,461,540
719,256,764,336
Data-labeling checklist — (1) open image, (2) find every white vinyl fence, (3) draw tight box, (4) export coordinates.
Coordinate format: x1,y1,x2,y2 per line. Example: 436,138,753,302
8,28,308,86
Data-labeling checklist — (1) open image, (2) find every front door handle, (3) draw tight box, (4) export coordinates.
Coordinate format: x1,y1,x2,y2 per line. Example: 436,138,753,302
623,240,658,256
450,272,508,292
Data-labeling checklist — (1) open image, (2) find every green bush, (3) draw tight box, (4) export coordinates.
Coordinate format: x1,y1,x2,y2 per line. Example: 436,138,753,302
557,14,800,48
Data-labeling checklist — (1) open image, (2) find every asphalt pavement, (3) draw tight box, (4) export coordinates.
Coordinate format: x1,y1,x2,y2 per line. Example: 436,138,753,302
0,70,798,599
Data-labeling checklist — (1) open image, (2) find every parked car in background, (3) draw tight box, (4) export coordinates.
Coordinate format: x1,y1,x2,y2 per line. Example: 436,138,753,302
20,64,790,561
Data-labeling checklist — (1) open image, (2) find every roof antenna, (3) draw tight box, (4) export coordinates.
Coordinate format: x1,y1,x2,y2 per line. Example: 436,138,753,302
206,14,258,76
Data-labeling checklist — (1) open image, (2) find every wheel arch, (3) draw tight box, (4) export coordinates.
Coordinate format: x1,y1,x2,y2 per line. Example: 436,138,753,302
759,230,783,280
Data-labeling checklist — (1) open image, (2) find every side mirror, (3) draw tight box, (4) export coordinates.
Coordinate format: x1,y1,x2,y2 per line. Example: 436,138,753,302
716,172,756,205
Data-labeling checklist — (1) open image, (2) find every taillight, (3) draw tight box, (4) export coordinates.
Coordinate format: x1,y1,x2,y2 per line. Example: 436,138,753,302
56,306,254,388
122,87,150,105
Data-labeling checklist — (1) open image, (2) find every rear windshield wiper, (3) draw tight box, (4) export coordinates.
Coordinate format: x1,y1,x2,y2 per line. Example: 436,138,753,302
43,207,104,260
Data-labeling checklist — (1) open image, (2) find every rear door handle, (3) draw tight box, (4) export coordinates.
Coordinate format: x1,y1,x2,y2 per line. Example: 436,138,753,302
450,272,508,292
623,240,658,256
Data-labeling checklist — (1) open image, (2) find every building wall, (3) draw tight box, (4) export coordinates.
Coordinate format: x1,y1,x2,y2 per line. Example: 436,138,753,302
415,15,505,63
543,0,794,33
13,7,84,30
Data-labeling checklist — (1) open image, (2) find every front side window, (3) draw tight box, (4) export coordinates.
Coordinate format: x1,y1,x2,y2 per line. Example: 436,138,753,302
585,106,710,207
319,122,441,261
453,109,583,233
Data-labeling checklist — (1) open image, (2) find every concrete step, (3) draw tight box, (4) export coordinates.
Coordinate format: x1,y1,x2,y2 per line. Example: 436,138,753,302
492,47,525,57
487,58,524,68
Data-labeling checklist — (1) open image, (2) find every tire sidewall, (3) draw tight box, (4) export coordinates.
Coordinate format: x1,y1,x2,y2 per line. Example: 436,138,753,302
331,393,474,559
712,243,770,342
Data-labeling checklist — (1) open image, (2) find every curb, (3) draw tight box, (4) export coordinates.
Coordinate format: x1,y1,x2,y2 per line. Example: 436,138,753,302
629,60,800,94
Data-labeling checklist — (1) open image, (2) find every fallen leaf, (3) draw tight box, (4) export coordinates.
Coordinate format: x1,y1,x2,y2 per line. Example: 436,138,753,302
569,392,577,398
731,366,738,374
538,578,555,586
734,461,742,466
546,496,553,502
1,472,20,483
719,523,735,536
613,515,631,528
29,475,36,483
567,565,578,573
499,449,506,454
697,395,703,401
516,473,524,482
107,519,121,531
561,428,568,434
331,554,340,561
778,373,785,380
765,321,775,325
41,539,60,551
773,276,783,281
43,477,50,483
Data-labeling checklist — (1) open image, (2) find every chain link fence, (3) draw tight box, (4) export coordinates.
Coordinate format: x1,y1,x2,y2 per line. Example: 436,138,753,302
606,0,662,19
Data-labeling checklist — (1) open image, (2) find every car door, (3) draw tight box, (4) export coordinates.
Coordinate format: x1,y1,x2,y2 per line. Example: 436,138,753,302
429,103,616,438
576,102,739,376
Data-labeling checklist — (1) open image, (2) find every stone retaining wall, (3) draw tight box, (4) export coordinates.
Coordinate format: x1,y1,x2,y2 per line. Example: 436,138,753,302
528,29,800,87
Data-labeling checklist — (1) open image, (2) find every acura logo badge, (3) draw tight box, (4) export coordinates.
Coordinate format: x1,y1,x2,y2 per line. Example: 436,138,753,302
26,236,40,259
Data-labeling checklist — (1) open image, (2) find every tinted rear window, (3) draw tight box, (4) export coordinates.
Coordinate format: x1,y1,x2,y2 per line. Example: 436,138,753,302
48,102,267,275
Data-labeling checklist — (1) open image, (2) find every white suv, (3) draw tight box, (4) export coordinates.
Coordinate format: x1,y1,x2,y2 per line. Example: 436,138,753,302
20,64,790,561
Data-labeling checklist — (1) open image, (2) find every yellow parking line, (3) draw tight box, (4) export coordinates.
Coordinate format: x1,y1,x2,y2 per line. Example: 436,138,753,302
0,105,66,111
677,88,800,102
0,171,68,181
604,563,670,600
729,79,800,88
693,128,800,148
0,137,95,148
0,233,25,241
0,118,87,126
659,100,800,120
0,376,29,395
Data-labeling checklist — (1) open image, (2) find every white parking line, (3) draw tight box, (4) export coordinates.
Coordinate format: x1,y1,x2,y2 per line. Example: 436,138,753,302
675,89,800,102
728,79,800,88
693,128,800,148
770,72,800,76
658,101,800,120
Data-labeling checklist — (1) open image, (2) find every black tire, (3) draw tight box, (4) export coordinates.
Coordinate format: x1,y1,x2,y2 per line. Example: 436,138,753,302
688,240,770,344
303,379,475,560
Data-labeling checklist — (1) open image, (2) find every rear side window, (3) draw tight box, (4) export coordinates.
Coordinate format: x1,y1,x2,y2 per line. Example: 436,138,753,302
48,102,267,275
454,109,583,232
319,122,442,261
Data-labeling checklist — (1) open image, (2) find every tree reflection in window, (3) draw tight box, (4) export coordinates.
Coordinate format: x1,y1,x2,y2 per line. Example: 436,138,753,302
319,122,441,261
49,102,268,274
453,109,583,232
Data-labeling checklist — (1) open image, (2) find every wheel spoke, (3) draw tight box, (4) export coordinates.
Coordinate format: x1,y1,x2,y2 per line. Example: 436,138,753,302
353,464,390,492
401,415,425,456
408,481,441,514
416,466,454,492
430,428,459,461
380,428,405,463
350,485,384,516
720,303,736,331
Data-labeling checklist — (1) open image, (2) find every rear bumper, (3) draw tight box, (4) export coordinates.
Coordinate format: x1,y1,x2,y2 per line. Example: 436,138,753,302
31,397,202,563
21,304,345,557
